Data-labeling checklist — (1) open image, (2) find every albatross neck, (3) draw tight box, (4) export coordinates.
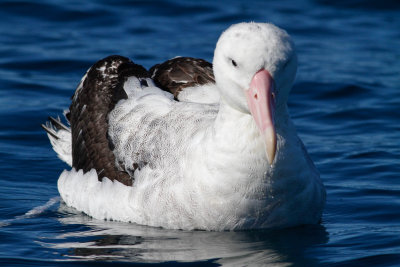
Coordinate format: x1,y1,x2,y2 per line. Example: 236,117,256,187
208,98,264,154
208,96,292,156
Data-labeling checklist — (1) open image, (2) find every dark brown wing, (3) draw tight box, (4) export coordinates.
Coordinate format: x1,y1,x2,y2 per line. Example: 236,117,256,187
67,55,150,186
149,57,215,100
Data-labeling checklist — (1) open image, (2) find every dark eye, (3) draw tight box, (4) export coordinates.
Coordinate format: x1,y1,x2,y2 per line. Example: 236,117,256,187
231,59,237,67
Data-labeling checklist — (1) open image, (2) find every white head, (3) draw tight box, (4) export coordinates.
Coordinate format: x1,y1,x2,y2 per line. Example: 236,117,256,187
212,22,298,164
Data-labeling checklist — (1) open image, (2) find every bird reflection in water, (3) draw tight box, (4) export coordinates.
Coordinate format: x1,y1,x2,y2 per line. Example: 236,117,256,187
47,203,328,265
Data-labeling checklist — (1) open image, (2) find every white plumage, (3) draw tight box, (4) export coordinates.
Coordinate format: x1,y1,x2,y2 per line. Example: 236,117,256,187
48,22,325,230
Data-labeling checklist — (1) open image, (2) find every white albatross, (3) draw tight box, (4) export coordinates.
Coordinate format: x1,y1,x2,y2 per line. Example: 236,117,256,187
43,22,326,231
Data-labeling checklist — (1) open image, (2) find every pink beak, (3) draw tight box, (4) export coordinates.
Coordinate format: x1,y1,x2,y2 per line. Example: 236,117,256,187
245,69,277,165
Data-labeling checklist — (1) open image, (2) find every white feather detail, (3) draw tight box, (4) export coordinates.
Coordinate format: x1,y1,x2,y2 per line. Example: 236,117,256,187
47,129,72,167
177,84,220,104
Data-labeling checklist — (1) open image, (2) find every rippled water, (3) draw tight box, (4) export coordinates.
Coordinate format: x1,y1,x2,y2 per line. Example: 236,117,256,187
1,0,400,266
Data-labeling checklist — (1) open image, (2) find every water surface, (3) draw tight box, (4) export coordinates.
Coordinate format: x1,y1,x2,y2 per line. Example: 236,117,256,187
1,0,400,266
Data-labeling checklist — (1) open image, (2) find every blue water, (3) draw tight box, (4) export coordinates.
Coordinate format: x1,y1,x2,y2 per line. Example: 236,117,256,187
1,0,399,266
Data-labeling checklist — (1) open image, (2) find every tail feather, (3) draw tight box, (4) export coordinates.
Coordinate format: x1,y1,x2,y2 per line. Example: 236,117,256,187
42,117,72,167
48,116,70,132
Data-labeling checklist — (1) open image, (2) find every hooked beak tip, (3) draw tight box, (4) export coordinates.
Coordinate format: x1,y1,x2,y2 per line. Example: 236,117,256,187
265,128,277,165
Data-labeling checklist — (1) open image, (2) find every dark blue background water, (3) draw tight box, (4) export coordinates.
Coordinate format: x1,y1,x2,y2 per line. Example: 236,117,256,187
1,0,399,266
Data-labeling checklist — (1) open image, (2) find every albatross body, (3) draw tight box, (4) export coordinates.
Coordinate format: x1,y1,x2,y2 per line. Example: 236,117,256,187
44,23,325,230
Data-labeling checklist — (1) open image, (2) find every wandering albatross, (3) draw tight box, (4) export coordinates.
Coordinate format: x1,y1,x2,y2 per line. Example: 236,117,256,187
43,22,326,230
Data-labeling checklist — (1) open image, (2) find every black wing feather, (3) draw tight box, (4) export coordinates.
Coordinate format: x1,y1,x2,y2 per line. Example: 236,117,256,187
69,55,149,186
149,57,215,100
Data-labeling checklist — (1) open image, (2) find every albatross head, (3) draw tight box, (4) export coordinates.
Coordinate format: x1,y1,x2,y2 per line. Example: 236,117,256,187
213,22,298,165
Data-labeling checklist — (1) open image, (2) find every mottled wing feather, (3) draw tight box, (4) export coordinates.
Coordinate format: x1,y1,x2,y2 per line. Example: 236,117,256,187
149,57,215,99
68,55,149,186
